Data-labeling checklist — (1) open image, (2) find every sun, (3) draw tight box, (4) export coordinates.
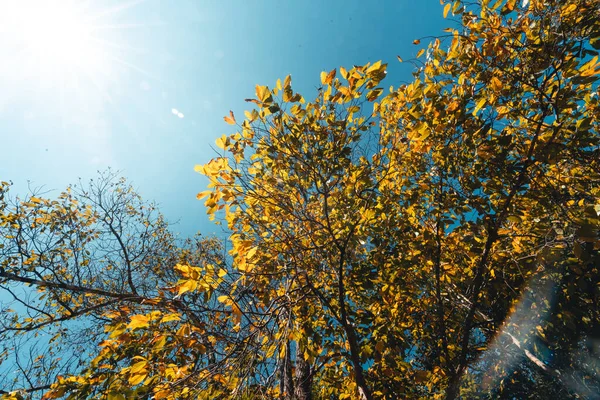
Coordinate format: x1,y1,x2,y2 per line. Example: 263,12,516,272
0,0,154,165
5,1,112,84
21,4,101,72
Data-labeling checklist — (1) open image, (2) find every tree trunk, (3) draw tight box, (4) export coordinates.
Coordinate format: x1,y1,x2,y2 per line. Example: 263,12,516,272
294,342,313,400
281,340,294,400
445,372,462,400
344,323,373,400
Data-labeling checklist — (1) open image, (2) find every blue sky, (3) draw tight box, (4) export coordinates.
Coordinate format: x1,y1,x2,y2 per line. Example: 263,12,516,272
0,0,447,238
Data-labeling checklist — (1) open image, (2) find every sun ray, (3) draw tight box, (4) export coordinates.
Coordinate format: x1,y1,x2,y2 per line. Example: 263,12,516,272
476,279,558,392
90,0,149,21
86,71,115,106
91,37,151,56
109,56,164,83
93,22,168,31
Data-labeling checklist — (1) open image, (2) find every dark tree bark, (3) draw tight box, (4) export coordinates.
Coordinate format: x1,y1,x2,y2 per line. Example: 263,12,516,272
294,342,313,400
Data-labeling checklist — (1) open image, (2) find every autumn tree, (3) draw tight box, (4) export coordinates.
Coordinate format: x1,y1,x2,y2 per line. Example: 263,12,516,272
199,0,600,398
0,172,252,399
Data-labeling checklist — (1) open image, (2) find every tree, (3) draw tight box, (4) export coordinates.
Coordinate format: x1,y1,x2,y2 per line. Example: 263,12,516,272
0,171,176,394
0,172,245,399
199,0,600,398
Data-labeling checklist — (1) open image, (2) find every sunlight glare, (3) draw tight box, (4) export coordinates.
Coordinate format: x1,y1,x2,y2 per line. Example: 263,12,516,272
6,1,111,83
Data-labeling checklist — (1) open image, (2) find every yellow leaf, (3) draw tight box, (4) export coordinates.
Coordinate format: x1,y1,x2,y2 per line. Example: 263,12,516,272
397,55,403,63
536,325,544,334
128,372,147,386
127,315,150,330
196,190,211,200
443,3,451,18
320,71,327,85
561,3,577,15
131,360,148,374
108,324,127,338
580,56,600,77
472,98,486,116
325,68,336,85
490,0,504,10
176,324,191,337
43,387,67,399
152,335,167,351
339,66,348,79
152,389,171,400
490,76,502,91
177,279,198,296
217,295,229,303
216,135,229,150
366,60,382,74
255,85,271,102
413,39,421,45
232,301,242,324
223,110,236,125
366,88,383,101
160,313,181,323
35,215,52,224
246,246,258,260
